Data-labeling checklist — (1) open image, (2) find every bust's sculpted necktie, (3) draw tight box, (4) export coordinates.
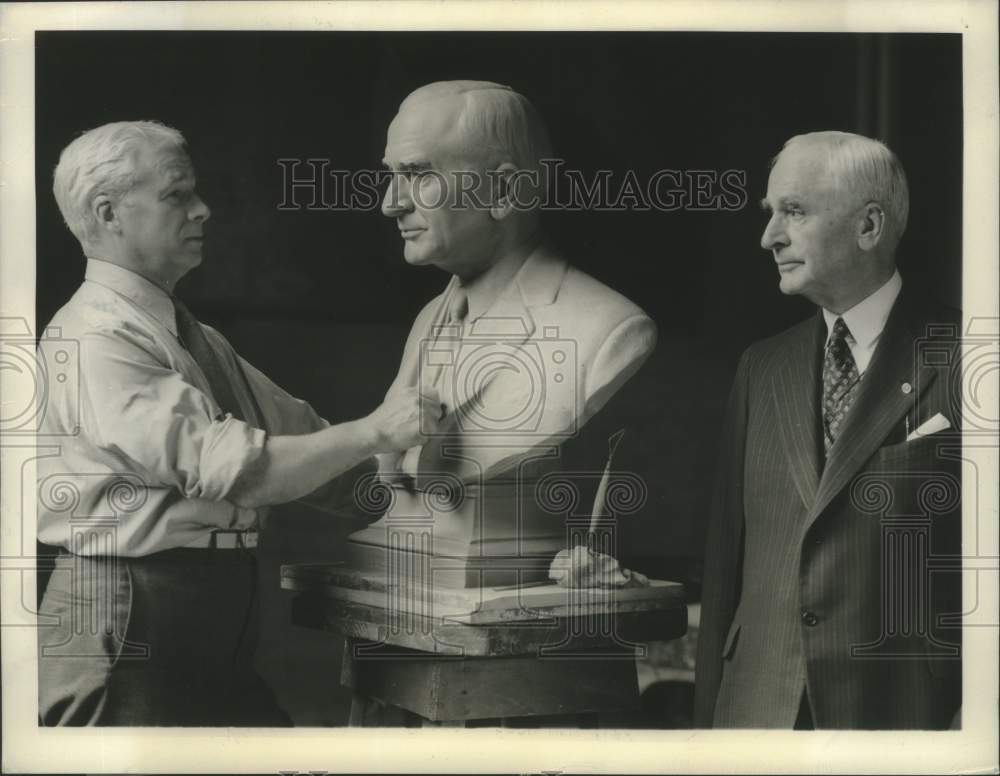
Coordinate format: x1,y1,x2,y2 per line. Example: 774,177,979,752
401,287,469,478
428,286,468,411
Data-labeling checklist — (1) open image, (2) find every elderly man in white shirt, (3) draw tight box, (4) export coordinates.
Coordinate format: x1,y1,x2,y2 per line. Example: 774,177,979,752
37,121,440,725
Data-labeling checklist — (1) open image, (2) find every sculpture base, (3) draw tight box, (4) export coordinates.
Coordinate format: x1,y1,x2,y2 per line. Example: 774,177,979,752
344,481,565,588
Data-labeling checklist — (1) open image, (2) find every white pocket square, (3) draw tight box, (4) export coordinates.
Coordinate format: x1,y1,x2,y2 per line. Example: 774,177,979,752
907,413,951,441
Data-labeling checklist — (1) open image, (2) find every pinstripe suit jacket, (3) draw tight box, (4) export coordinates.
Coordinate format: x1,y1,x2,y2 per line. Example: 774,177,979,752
694,287,962,729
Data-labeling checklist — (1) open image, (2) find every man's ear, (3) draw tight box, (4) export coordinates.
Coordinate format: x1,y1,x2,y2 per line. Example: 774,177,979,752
489,162,520,222
92,193,122,236
857,201,885,251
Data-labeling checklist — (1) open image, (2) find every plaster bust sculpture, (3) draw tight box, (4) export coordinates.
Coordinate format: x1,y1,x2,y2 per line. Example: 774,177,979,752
346,81,657,587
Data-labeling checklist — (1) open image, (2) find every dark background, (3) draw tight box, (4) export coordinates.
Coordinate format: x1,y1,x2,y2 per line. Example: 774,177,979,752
36,31,962,724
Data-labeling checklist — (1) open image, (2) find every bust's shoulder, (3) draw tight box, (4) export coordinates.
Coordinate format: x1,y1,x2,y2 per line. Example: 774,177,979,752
522,254,655,360
556,263,650,324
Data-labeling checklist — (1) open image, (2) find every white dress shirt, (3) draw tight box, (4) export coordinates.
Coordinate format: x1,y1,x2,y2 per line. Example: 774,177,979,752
37,259,332,556
822,270,902,375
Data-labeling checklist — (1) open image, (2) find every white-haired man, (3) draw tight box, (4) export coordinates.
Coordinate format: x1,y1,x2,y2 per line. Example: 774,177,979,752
694,131,962,729
346,80,657,584
37,121,440,725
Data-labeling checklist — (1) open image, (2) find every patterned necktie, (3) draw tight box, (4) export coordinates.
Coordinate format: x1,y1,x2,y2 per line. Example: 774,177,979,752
172,297,246,422
822,317,861,454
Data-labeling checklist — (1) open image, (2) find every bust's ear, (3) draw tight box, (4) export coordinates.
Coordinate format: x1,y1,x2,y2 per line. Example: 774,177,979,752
92,193,122,236
489,162,520,222
857,201,886,251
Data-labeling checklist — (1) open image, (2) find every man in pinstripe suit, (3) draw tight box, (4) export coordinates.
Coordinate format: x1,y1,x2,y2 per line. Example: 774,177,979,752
694,131,962,729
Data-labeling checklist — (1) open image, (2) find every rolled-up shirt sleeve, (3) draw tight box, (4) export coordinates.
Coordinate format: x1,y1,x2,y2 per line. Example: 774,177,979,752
79,328,266,501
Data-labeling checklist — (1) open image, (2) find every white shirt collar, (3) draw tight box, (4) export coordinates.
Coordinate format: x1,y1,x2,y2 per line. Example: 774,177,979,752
823,269,902,350
84,258,178,335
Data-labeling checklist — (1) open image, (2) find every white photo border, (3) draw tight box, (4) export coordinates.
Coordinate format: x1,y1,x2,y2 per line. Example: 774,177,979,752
1,1,997,773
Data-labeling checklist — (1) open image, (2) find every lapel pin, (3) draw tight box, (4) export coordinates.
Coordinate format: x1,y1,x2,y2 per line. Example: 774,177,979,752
901,382,912,395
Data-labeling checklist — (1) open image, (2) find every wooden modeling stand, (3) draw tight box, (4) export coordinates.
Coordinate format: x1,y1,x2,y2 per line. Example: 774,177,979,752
282,562,687,725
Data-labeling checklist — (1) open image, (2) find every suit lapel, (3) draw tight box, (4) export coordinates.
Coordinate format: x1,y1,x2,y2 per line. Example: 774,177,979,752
771,315,824,509
810,290,935,521
468,294,535,341
467,244,566,341
459,247,567,398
